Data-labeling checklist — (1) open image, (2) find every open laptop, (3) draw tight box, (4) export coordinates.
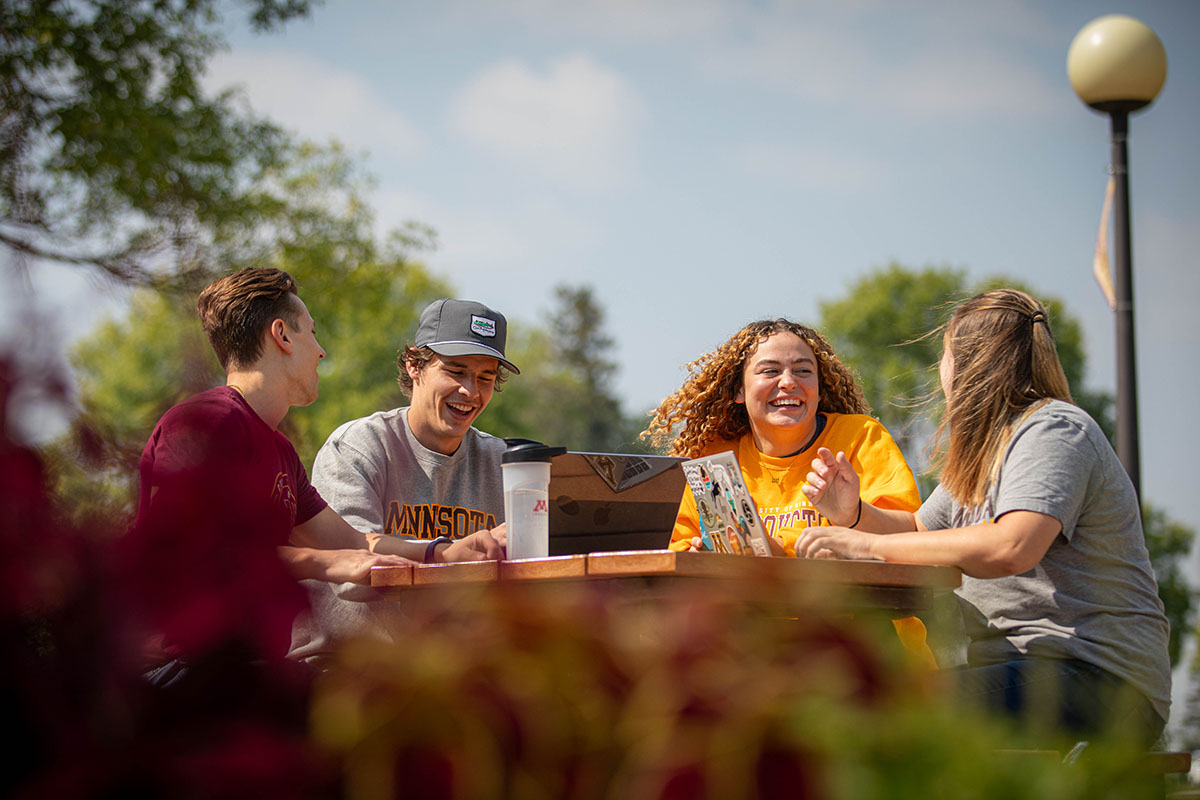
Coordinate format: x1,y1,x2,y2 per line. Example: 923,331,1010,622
681,450,774,557
548,452,686,555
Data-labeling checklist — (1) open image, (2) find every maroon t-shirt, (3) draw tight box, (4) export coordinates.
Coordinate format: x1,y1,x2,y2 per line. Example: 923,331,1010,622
137,386,326,537
126,386,327,661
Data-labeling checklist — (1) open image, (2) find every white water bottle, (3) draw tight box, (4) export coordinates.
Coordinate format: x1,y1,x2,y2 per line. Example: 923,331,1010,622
502,439,565,560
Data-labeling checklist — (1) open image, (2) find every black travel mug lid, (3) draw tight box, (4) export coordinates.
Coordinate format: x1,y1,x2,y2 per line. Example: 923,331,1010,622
502,438,567,464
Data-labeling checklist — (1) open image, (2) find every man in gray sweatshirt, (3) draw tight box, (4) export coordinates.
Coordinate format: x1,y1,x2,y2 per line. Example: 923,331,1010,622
289,298,517,665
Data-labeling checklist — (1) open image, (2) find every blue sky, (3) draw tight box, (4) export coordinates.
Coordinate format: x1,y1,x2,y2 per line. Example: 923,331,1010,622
12,2,1200,522
8,0,1199,730
200,0,1198,517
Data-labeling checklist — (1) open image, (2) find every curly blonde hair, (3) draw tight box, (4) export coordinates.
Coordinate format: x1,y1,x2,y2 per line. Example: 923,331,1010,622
641,319,870,458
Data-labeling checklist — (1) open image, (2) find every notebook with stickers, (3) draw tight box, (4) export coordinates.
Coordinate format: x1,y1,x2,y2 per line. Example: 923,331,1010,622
681,450,774,557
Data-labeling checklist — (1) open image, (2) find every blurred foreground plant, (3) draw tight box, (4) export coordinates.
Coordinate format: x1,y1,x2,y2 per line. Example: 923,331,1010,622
310,579,1167,800
6,341,1178,798
3,352,332,799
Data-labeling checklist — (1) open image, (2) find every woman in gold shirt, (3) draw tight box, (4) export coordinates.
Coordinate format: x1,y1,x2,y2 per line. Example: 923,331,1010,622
643,318,920,557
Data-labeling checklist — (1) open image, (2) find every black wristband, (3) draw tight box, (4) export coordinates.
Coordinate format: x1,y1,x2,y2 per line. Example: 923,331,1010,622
424,536,452,564
848,499,863,529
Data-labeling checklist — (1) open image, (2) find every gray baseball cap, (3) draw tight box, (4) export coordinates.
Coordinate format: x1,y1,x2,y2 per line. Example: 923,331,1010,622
414,299,519,374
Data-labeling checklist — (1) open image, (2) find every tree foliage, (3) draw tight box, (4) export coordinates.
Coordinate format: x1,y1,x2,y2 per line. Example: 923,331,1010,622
1142,505,1195,667
46,147,656,529
1,0,314,287
818,263,1113,469
46,144,450,524
817,263,962,460
483,284,648,453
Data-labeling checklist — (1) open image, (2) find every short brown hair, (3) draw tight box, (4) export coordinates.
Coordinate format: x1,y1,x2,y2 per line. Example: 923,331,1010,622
641,319,869,458
196,268,300,370
395,345,510,398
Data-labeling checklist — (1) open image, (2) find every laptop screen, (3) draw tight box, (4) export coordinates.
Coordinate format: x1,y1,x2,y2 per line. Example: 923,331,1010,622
548,452,686,555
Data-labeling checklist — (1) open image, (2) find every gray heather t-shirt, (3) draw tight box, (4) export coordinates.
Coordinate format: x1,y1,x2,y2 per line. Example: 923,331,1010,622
919,400,1171,723
310,406,505,538
288,407,506,666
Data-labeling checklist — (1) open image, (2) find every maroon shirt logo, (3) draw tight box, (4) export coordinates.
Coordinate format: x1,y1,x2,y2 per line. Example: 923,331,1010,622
272,471,297,520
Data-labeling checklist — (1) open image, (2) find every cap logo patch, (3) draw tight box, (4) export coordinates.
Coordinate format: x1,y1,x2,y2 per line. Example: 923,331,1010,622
470,315,497,338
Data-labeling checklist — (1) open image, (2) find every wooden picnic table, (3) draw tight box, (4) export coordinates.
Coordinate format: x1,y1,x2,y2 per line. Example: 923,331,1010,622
369,550,961,617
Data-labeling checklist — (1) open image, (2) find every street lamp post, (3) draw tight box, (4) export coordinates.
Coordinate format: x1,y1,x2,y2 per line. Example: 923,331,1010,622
1067,14,1167,499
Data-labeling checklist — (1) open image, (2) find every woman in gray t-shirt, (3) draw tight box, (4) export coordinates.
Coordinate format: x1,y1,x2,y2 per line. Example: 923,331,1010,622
793,288,1170,744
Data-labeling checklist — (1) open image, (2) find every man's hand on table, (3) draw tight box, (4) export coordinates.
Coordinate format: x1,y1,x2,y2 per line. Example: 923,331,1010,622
336,551,420,582
323,549,417,583
433,524,506,563
279,545,417,584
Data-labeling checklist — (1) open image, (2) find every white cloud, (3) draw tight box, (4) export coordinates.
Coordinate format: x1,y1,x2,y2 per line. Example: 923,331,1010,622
372,188,600,282
875,48,1060,116
447,55,645,189
204,49,423,161
733,141,888,192
442,0,1064,119
374,190,529,272
706,2,1063,120
452,0,732,39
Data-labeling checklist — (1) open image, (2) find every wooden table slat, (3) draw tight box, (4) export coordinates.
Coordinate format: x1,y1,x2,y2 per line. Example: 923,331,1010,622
501,554,588,581
368,549,962,601
412,560,499,585
369,564,413,587
585,549,682,577
785,557,962,589
583,550,961,589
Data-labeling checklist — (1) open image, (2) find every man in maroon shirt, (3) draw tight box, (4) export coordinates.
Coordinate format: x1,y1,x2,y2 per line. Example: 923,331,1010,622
128,268,504,666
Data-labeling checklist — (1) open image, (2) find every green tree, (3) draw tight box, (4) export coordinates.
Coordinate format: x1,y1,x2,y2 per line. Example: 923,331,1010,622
47,289,212,527
817,263,963,461
46,144,450,524
1,0,313,286
483,284,647,453
1142,505,1194,666
819,263,1112,470
258,146,451,465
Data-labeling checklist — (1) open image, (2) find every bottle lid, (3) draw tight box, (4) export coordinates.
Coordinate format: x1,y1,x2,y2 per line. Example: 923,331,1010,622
502,438,567,464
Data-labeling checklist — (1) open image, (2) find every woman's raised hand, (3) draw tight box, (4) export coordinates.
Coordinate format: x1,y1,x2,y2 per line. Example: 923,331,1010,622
801,447,862,527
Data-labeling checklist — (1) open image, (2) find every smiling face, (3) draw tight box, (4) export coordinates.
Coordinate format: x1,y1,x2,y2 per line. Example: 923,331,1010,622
406,352,500,455
735,331,820,457
284,296,326,407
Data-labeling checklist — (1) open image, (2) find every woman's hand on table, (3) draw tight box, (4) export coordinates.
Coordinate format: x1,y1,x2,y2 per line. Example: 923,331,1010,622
801,447,862,527
794,526,876,560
